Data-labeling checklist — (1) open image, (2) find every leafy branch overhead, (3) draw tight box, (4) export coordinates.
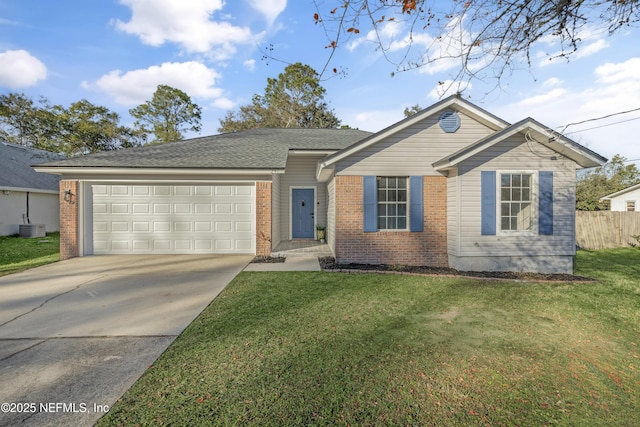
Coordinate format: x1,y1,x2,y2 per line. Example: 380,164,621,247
311,0,639,83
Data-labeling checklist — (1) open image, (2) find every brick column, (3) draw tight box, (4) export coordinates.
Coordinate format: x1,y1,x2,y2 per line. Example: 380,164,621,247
59,180,79,260
255,181,272,256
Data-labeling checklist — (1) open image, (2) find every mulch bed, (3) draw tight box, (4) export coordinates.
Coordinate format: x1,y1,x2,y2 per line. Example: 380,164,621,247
251,256,286,263
319,257,596,282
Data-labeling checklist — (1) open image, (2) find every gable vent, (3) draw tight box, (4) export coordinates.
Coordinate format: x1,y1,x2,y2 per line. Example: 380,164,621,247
439,110,461,133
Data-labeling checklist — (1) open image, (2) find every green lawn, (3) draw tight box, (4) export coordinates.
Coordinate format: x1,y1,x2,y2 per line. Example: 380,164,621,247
100,249,640,426
0,232,60,277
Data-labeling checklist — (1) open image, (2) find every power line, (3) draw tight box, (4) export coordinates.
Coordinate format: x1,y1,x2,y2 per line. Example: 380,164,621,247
558,106,640,134
563,116,640,134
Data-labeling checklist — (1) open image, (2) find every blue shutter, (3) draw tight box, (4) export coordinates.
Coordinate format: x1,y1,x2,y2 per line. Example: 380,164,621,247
363,176,377,232
481,171,496,235
409,176,423,232
539,171,553,235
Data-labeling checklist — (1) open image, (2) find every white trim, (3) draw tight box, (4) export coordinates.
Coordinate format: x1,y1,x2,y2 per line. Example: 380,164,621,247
33,167,283,177
376,176,409,232
600,182,640,201
289,186,317,239
0,186,58,194
496,170,538,236
289,150,337,155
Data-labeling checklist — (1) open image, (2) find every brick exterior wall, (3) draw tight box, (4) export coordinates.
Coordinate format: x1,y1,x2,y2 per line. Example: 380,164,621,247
334,175,448,266
59,180,79,260
255,181,272,256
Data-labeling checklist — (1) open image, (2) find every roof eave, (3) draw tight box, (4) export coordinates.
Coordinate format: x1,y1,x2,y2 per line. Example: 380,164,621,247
33,166,285,177
600,182,640,200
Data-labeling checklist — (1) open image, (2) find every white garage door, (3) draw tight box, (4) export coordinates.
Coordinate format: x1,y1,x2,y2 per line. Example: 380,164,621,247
92,184,255,254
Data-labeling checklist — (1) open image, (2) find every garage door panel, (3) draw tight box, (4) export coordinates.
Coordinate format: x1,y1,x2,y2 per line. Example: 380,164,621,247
92,184,255,254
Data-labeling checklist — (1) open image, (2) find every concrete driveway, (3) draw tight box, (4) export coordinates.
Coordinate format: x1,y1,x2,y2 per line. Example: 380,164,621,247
0,254,251,427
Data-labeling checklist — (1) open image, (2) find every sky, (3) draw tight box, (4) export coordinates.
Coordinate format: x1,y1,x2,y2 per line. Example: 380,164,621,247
1,0,639,166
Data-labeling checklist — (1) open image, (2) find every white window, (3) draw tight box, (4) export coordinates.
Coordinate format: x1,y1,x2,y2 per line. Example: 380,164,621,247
500,173,533,232
377,176,408,230
627,201,636,212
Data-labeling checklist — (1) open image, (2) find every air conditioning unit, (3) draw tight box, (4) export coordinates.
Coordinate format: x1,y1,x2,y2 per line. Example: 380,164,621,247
19,224,46,238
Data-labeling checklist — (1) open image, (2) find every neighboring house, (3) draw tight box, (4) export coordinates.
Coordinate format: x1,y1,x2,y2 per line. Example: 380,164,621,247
600,183,640,211
0,142,65,236
35,96,606,273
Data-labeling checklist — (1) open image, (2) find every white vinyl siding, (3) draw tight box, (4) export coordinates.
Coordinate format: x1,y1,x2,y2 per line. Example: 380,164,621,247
609,188,640,211
279,155,327,241
336,111,494,176
91,184,255,254
452,135,577,257
0,191,60,236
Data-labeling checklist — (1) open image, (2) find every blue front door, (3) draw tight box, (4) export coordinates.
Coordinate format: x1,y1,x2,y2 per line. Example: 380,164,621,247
292,188,314,238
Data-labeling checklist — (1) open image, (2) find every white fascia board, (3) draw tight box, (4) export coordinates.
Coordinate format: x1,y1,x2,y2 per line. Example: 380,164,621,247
289,150,337,156
600,183,640,200
0,186,59,194
32,167,284,177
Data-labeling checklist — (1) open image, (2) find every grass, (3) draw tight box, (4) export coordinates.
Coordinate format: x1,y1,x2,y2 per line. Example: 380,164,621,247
0,232,60,277
99,249,640,426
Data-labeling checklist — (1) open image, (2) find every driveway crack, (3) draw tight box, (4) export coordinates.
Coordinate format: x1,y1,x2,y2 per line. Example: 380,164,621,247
0,275,107,329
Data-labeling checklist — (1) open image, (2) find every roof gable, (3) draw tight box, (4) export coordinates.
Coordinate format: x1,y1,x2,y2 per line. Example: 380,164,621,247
320,95,510,170
432,118,607,171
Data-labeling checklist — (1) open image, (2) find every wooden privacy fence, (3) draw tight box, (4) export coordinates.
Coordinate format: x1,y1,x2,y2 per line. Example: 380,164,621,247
575,211,640,250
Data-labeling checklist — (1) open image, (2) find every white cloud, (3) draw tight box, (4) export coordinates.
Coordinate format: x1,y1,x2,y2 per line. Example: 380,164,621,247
428,80,472,100
246,0,287,25
114,0,255,58
542,77,563,88
347,16,492,77
83,61,224,106
537,26,611,67
243,59,256,71
0,50,47,88
493,57,640,160
212,97,235,110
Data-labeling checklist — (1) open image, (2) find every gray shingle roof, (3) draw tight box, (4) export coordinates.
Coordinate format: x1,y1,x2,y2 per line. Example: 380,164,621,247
37,128,373,170
0,142,65,191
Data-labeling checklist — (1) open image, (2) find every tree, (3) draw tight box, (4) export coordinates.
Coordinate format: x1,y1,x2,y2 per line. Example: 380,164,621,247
0,93,142,155
576,154,640,211
310,0,639,84
218,63,341,132
0,93,57,149
403,104,422,117
58,100,145,156
130,85,202,143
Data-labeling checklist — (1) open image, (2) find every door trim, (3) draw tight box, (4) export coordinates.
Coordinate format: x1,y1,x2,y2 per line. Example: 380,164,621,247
289,186,316,239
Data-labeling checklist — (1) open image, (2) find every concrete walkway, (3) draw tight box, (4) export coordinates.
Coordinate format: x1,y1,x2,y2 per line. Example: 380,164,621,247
244,255,321,271
0,254,251,427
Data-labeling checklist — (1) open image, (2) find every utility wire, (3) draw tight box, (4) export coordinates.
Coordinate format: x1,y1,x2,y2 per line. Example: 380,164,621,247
563,116,640,135
558,106,640,134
